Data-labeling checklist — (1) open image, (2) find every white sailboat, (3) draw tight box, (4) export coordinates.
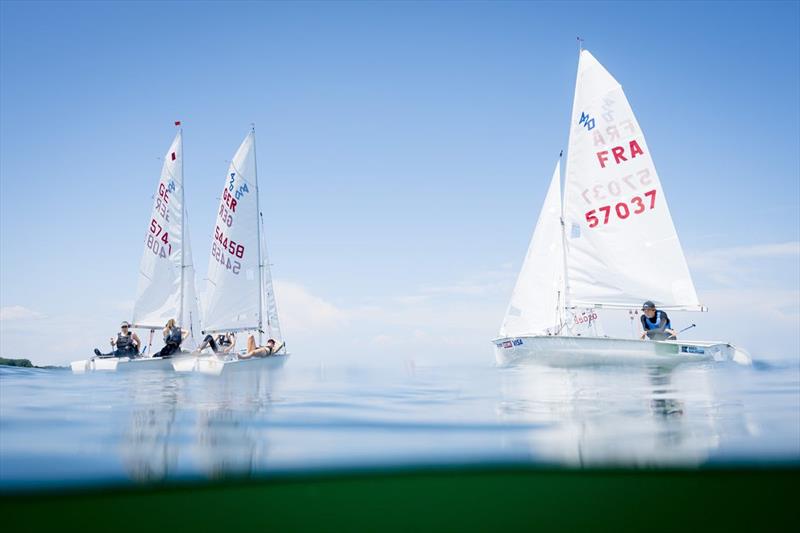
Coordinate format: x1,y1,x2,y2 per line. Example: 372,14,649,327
173,128,289,375
72,127,201,373
493,49,750,367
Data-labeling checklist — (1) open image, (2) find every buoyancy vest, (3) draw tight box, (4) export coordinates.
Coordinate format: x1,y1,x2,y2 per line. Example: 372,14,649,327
166,326,182,345
117,332,135,351
642,311,671,331
217,335,232,347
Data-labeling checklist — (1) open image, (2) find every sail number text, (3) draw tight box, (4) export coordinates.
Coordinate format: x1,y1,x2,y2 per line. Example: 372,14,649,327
214,225,245,258
585,189,656,228
581,168,652,205
211,242,241,274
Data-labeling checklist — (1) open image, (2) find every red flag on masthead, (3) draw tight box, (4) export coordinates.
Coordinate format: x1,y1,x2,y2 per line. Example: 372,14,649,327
174,121,181,126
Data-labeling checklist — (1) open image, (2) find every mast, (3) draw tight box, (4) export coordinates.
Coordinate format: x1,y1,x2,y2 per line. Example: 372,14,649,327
177,121,185,331
558,150,571,328
251,124,264,346
560,46,584,329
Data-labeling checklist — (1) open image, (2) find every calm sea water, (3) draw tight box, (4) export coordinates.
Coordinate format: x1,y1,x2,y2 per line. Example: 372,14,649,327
1,359,798,490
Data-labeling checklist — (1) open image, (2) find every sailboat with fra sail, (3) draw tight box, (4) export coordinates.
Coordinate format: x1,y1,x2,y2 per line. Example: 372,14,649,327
493,48,751,367
71,125,201,373
172,127,288,375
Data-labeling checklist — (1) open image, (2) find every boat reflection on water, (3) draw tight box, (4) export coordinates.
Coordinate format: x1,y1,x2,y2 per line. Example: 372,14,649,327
119,372,181,482
118,367,286,482
496,362,735,467
194,369,283,478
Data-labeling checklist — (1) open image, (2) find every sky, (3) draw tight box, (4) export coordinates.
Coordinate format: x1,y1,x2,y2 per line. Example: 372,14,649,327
1,0,798,366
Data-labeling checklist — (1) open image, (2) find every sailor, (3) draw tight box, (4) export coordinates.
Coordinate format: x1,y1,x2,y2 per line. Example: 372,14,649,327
195,332,236,354
239,336,278,359
94,321,141,358
153,319,188,358
639,301,676,341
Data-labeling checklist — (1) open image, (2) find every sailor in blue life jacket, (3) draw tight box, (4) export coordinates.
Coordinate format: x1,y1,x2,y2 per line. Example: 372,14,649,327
153,318,188,358
639,301,677,341
195,332,236,355
93,321,141,358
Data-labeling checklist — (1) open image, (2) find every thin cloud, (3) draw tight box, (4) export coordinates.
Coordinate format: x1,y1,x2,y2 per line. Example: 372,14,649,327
688,241,800,286
0,306,46,321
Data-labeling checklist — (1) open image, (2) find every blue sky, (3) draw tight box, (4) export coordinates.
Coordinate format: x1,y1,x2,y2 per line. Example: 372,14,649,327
1,1,798,365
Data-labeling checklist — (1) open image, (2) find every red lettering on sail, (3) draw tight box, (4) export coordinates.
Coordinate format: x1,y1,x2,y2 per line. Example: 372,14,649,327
629,139,644,158
597,151,609,168
596,140,646,168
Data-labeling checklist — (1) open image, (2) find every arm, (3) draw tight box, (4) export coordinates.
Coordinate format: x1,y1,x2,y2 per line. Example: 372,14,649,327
181,329,189,340
132,332,141,348
223,333,236,354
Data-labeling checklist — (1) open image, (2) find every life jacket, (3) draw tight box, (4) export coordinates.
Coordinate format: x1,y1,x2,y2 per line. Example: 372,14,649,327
216,335,232,347
116,332,135,351
643,311,671,330
166,326,182,345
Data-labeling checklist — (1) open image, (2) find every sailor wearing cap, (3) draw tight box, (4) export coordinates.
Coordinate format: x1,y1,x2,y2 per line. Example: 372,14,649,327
93,321,141,357
639,301,676,341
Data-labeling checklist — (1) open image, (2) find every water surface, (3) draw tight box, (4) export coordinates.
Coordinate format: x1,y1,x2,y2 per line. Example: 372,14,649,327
1,359,798,490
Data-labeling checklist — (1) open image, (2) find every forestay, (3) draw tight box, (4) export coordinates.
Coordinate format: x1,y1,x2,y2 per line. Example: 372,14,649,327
500,161,565,337
203,132,261,333
563,50,701,311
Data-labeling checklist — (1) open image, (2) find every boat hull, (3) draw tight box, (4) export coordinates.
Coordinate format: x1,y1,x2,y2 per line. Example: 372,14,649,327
70,355,189,374
492,336,751,367
172,353,290,376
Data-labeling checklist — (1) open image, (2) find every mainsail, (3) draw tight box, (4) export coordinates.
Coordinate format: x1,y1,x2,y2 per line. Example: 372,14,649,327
203,129,283,343
132,130,200,344
500,161,565,337
562,50,702,311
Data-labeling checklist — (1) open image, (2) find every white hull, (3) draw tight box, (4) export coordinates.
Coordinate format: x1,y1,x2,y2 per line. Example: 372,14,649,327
172,353,290,376
493,336,751,367
70,354,191,374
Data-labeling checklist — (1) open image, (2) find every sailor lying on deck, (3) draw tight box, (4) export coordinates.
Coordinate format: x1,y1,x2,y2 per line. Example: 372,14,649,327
153,319,188,358
238,336,281,359
195,332,236,355
93,321,141,357
639,301,677,341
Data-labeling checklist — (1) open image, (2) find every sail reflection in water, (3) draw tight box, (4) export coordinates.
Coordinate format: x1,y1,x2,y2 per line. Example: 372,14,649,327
1,362,797,490
121,373,181,482
496,364,740,466
194,371,281,478
119,369,284,481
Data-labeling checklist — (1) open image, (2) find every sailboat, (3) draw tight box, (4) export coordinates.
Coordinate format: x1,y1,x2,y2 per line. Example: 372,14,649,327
71,127,201,373
493,49,751,367
172,128,288,375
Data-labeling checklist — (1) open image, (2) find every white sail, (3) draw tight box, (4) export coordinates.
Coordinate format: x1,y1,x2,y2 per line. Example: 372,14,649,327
180,215,202,349
203,131,262,333
132,131,188,329
260,214,283,342
562,50,702,311
500,161,565,337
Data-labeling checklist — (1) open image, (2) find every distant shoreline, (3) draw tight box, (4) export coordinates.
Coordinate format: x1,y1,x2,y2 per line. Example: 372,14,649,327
0,357,67,370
